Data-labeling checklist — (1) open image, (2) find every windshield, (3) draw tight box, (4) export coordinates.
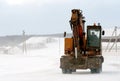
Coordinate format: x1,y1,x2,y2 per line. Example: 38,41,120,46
87,29,101,47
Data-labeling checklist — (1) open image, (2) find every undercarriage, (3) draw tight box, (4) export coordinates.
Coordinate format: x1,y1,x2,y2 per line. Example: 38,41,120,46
60,55,104,74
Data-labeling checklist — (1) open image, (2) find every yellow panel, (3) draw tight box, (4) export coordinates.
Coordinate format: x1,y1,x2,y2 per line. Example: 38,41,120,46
64,38,73,52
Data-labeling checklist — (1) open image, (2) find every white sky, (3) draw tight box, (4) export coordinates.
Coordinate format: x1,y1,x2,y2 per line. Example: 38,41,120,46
5,0,35,5
0,0,120,36
4,0,68,5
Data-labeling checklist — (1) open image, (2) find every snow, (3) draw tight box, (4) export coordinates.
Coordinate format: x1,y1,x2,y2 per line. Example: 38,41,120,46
0,37,120,81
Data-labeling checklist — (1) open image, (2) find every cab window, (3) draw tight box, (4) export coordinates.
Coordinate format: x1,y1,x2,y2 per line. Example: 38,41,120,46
87,29,100,47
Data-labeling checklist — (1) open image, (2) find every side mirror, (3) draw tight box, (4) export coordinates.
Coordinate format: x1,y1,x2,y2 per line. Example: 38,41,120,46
102,30,105,35
64,32,66,37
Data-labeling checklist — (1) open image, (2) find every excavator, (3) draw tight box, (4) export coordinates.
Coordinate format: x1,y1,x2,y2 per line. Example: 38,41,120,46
60,9,105,73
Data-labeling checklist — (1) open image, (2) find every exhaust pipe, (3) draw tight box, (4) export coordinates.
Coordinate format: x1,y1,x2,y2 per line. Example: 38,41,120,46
75,47,78,59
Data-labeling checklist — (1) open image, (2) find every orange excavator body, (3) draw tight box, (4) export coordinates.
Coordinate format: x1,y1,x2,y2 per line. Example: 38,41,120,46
60,9,104,74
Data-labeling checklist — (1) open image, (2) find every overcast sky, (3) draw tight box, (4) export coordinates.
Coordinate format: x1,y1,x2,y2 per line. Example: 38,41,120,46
0,0,120,36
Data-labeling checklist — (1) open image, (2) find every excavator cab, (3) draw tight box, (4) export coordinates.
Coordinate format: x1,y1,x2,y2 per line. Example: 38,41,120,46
87,25,102,48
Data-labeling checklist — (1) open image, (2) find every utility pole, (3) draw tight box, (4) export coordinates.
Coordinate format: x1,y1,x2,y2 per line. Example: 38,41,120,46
23,30,27,54
108,27,117,52
105,27,116,52
115,26,117,52
106,27,120,52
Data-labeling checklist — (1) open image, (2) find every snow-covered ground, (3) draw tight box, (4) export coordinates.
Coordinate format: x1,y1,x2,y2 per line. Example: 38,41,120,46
0,37,120,81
